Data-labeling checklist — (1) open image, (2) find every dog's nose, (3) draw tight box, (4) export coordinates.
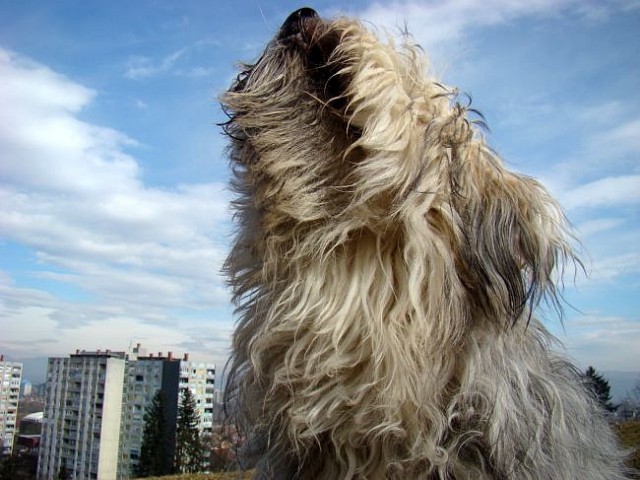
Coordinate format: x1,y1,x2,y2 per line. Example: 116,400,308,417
278,7,318,39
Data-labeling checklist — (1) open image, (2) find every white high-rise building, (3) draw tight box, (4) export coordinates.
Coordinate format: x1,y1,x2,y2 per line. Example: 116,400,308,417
0,355,22,455
37,351,126,480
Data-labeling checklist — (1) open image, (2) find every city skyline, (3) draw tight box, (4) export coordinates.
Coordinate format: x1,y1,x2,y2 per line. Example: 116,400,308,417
1,1,639,376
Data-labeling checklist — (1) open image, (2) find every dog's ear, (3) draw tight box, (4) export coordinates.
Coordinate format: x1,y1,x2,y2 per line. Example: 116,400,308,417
454,146,574,325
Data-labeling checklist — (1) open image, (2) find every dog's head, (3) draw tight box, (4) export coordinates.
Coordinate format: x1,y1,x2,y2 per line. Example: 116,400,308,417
222,9,576,326
222,9,436,225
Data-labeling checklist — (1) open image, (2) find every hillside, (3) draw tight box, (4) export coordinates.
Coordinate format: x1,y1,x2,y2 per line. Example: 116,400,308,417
616,420,640,477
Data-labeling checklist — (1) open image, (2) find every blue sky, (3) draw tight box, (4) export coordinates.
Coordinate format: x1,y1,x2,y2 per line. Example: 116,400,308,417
1,1,639,383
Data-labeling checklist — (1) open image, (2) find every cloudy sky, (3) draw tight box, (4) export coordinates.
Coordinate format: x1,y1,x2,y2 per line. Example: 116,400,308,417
1,0,638,383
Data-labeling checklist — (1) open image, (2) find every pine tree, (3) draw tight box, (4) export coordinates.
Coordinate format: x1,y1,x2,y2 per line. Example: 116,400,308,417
584,366,616,412
135,390,173,477
175,387,205,473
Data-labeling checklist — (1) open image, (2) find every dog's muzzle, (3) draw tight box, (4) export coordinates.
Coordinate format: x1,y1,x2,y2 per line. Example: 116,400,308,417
278,7,318,42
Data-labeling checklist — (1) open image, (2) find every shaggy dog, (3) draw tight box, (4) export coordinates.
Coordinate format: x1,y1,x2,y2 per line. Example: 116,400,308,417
222,8,629,479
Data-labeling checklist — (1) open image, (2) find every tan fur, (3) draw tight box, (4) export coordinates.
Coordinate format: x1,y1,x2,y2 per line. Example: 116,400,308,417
222,12,630,479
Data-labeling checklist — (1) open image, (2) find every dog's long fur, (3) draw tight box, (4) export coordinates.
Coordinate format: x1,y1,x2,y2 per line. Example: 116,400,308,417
222,11,629,479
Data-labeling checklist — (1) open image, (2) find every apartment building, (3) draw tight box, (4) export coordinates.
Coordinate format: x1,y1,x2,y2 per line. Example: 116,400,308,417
0,355,22,455
178,356,216,436
118,346,216,476
37,351,126,480
118,345,181,477
38,346,215,479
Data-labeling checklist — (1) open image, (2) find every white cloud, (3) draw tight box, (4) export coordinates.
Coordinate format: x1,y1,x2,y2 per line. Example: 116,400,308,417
558,314,640,371
0,49,94,113
535,109,639,221
134,99,148,109
562,175,640,210
575,101,627,126
0,47,232,364
0,277,233,368
576,217,625,237
353,1,635,77
124,48,187,80
591,118,640,157
0,50,140,194
588,253,640,283
178,66,216,77
548,115,640,186
358,0,606,48
123,41,219,80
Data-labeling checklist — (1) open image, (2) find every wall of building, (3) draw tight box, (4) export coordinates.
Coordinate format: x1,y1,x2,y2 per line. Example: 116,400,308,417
161,359,181,466
118,358,164,476
179,361,216,435
97,357,125,480
38,358,67,478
